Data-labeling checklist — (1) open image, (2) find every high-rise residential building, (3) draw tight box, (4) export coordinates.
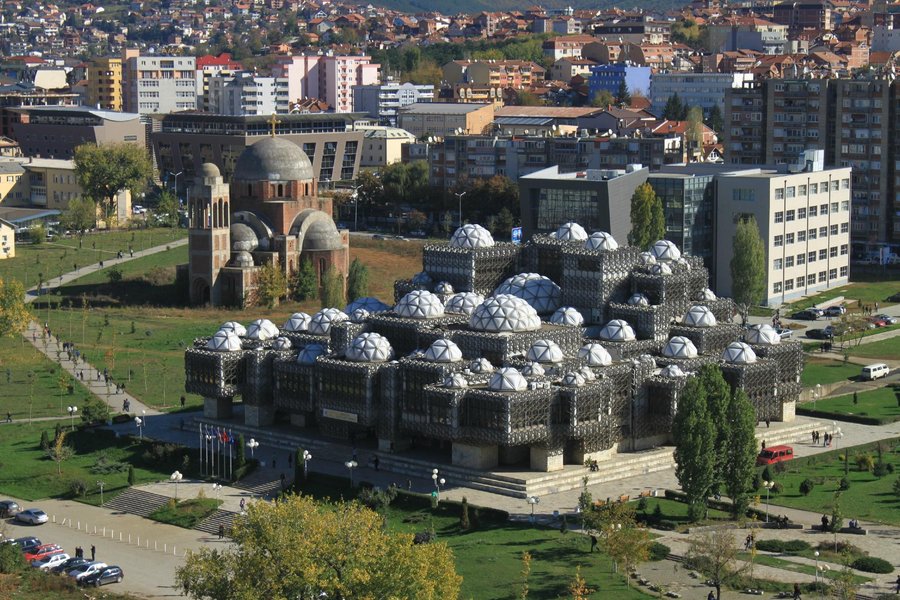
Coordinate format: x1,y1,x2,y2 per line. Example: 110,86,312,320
123,51,197,115
650,72,753,117
273,55,380,113
352,81,434,126
588,64,651,101
86,57,123,111
442,60,546,90
195,53,243,112
206,72,290,116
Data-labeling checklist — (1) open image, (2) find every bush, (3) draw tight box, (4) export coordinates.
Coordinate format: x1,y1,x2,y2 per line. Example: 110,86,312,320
755,539,785,552
127,465,134,486
761,466,774,482
106,267,123,284
751,472,763,491
0,542,27,573
855,453,875,472
800,478,815,496
648,542,670,561
40,430,50,451
851,556,894,574
782,540,811,552
873,462,890,478
770,482,784,494
657,519,678,531
69,479,88,497
839,477,851,491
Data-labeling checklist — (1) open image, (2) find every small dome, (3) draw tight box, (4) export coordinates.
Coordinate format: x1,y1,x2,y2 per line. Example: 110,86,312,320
469,357,493,373
660,364,687,378
584,231,619,251
650,263,672,275
745,324,781,345
650,240,681,262
443,373,469,389
247,319,279,340
411,271,433,287
495,273,561,314
722,341,757,364
232,250,254,267
309,308,349,335
470,294,541,333
579,366,596,381
450,224,495,248
219,321,247,337
526,339,564,364
200,162,221,178
560,371,585,387
424,339,463,362
233,137,314,182
638,251,657,265
395,290,445,319
550,306,584,326
489,367,528,392
207,330,243,352
627,293,650,307
520,362,545,377
663,336,699,359
434,281,455,295
555,222,588,241
346,332,394,362
273,337,292,351
696,288,717,301
303,219,343,251
296,344,326,365
578,343,612,367
231,222,260,252
445,292,485,316
350,308,370,323
599,319,636,342
283,313,312,332
345,297,391,314
683,305,717,328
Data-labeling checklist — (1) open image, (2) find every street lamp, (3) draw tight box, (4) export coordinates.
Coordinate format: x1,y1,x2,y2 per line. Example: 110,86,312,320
814,551,820,587
67,405,77,431
526,495,540,523
455,191,467,228
212,482,222,502
834,427,843,448
167,171,183,202
247,438,259,458
814,383,821,411
345,460,358,487
762,480,775,522
351,185,363,231
170,470,183,499
302,450,312,480
134,416,143,440
97,481,105,506
818,563,830,595
431,468,445,501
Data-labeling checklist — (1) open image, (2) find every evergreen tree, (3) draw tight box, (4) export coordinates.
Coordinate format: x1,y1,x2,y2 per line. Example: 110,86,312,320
731,216,767,322
460,496,470,530
237,434,246,468
662,93,684,120
707,104,724,134
254,262,288,309
615,80,631,105
40,430,50,451
673,377,717,521
347,258,370,302
319,265,345,308
628,183,665,250
722,389,757,518
294,258,318,301
127,465,135,486
699,365,731,481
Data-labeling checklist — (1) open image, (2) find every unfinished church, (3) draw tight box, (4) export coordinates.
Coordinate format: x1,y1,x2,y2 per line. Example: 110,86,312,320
184,223,803,472
187,136,349,306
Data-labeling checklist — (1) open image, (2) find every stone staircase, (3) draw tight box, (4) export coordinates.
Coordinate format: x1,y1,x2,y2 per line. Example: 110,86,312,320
194,509,237,537
103,488,170,518
231,472,286,500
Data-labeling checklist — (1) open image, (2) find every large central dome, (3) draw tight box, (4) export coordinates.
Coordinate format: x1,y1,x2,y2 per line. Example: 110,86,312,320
233,137,314,182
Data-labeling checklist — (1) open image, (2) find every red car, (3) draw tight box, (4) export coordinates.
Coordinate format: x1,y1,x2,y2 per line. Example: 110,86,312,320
24,543,63,562
756,445,794,466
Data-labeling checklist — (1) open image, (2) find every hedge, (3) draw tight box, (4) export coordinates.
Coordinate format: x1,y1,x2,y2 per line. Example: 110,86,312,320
755,539,811,553
796,407,896,426
851,556,894,574
648,542,670,561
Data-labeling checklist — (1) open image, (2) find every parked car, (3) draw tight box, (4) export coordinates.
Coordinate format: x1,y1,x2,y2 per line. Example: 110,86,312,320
824,305,846,317
32,552,70,570
775,327,793,339
0,499,19,517
372,234,386,240
861,363,891,381
888,292,900,302
870,318,890,328
79,565,124,587
791,310,820,321
6,537,40,553
51,557,90,574
15,509,48,525
24,543,62,562
806,328,832,340
67,562,107,580
756,445,795,466
874,314,898,325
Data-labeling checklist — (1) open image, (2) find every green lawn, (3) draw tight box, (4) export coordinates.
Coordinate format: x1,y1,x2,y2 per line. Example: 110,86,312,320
847,335,900,359
800,359,860,387
786,279,900,311
737,553,870,584
633,498,732,529
149,497,222,529
799,386,900,423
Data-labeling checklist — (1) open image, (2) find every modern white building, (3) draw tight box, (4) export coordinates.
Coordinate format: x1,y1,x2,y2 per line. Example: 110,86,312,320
273,54,380,113
650,72,753,117
123,54,197,114
206,72,290,116
352,81,434,126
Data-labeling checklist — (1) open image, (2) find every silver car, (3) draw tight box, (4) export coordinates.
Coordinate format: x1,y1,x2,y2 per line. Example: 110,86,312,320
15,509,48,525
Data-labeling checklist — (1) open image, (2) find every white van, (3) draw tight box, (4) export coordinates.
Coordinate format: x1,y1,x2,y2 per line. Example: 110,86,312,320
861,363,890,380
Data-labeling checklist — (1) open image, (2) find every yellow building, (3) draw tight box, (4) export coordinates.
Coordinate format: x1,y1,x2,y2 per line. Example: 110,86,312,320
86,57,124,111
0,161,27,206
0,218,14,259
21,158,131,225
358,127,416,167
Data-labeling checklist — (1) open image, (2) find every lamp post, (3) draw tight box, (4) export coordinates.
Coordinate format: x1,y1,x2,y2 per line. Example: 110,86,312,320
431,468,446,501
834,427,843,448
762,480,775,523
818,564,830,596
814,551,820,587
526,495,540,523
97,481,105,506
67,405,77,431
302,450,312,480
814,383,821,411
351,184,363,231
212,482,222,502
134,416,143,440
170,470,183,500
455,191,467,227
247,438,259,458
167,171,183,202
345,460,358,487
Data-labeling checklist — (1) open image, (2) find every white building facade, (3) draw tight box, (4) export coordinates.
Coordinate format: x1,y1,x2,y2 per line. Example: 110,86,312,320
650,72,753,117
353,81,434,126
207,72,290,116
124,55,197,114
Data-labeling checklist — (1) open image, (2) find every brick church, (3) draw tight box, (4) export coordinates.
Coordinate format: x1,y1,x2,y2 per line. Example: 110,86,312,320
187,136,349,306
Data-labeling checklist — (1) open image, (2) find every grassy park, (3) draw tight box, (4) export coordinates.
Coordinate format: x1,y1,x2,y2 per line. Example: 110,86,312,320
800,358,860,387
798,386,900,424
786,278,900,312
847,335,900,359
149,497,222,529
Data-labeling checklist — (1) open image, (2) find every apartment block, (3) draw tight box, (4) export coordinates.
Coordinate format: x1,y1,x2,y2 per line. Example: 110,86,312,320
86,57,123,111
123,52,197,114
442,60,546,90
206,72,290,115
397,102,495,139
352,81,434,126
650,72,753,117
273,54,380,113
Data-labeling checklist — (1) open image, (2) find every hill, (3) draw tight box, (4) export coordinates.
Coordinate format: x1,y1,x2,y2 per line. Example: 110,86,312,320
370,0,674,14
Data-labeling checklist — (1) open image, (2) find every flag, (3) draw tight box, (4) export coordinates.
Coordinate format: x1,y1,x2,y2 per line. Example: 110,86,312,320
229,429,235,445
222,430,230,444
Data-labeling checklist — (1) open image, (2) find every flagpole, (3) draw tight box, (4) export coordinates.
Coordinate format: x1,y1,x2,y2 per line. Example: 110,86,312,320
229,430,233,481
199,423,203,477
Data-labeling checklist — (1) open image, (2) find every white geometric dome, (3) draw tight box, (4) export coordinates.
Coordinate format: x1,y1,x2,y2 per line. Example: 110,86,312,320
722,341,757,364
650,262,673,275
639,251,657,266
470,294,541,333
424,339,463,362
273,337,292,351
578,343,613,367
296,344,326,365
309,308,349,335
346,332,394,362
579,366,596,381
207,330,243,352
520,362,545,377
345,297,391,314
450,224,495,249
247,319,279,341
350,308,370,323
745,324,781,345
434,281,455,295
219,321,247,337
650,239,681,262
696,288,717,301
683,305,717,328
488,367,528,392
395,290,445,319
495,273,561,314
411,271,433,287
445,292,485,316
469,357,494,373
660,364,687,378
443,373,469,388
627,293,650,306
584,231,619,251
599,319,636,342
663,336,698,359
560,371,586,387
550,306,584,326
283,313,312,332
555,222,588,241
526,339,564,363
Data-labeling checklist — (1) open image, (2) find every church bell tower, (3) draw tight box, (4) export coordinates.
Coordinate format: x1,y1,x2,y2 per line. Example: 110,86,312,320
188,163,231,305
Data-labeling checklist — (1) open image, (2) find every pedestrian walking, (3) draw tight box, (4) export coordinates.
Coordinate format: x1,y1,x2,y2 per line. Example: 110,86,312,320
75,546,82,558
239,498,245,512
180,395,186,408
821,514,829,531
5,411,11,423
590,535,598,552
373,456,380,471
90,545,96,561
218,524,224,540
895,574,900,594
280,472,286,489
765,418,770,428
793,582,802,599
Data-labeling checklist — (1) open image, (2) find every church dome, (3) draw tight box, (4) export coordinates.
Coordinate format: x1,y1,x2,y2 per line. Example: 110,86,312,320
233,137,314,182
231,223,260,252
200,163,221,178
303,218,344,251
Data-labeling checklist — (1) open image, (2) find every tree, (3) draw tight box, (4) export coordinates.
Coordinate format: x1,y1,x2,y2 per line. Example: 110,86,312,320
672,377,716,521
699,365,730,482
156,190,180,228
731,216,766,322
568,566,593,599
628,183,665,250
40,430,50,451
294,258,318,301
73,143,152,227
346,258,370,302
0,279,31,337
63,196,97,232
615,80,631,106
175,494,461,600
237,435,246,469
254,262,288,309
518,551,531,600
685,529,745,600
29,223,45,245
722,389,757,518
686,106,705,160
591,90,615,108
47,430,74,475
128,465,135,486
319,265,345,308
707,104,724,135
662,93,684,121
583,501,650,578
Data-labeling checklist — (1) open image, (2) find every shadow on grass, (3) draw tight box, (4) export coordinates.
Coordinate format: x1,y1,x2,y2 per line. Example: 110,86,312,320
46,281,184,308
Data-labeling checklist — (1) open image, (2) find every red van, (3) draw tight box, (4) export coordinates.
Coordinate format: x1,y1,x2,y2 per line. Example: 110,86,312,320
756,445,794,466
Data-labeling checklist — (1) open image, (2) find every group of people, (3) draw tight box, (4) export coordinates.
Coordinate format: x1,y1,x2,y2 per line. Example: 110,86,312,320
73,544,96,561
811,431,834,447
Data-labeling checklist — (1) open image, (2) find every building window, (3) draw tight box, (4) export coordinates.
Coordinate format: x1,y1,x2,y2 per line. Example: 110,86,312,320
785,256,794,268
785,279,794,291
773,282,782,294
774,235,783,247
840,266,848,277
775,188,784,200
798,185,807,196
796,276,805,288
786,233,794,244
841,179,849,189
786,186,796,198
808,274,816,286
733,188,755,202
808,251,816,263
830,225,838,236
841,223,849,233
819,226,827,237
798,207,806,219
797,253,806,265
775,211,784,223
841,200,849,211
798,230,806,242
810,183,818,194
819,271,827,282
831,202,839,213
774,258,783,270
820,204,828,215
831,181,839,191
818,248,827,260
830,246,838,258
840,244,848,255
809,228,817,240
786,210,795,222
809,206,818,217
